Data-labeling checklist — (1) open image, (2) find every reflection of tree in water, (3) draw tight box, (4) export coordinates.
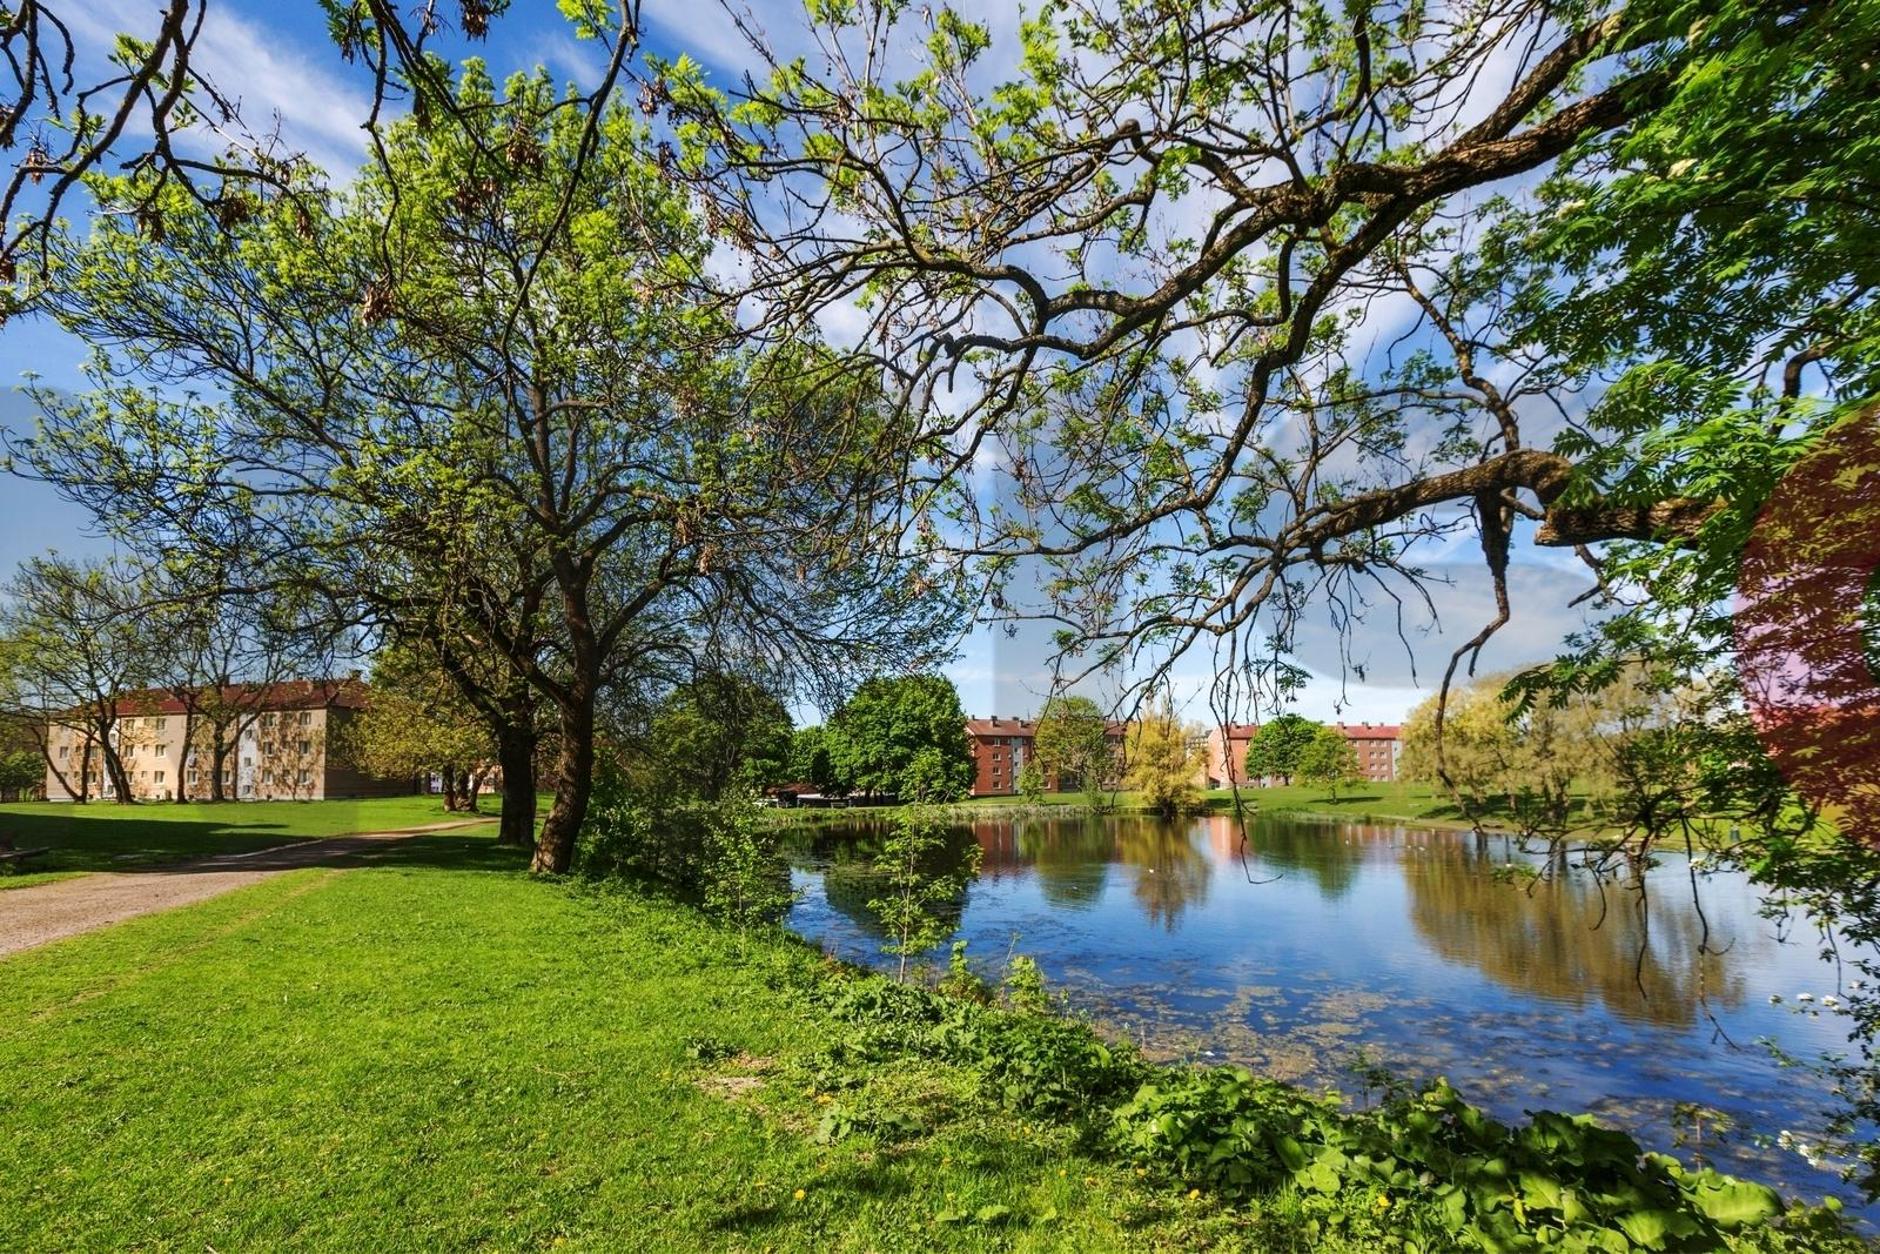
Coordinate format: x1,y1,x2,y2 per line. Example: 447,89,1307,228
1113,817,1212,931
816,824,981,944
1404,842,1745,1026
1011,817,1115,909
1216,815,1368,901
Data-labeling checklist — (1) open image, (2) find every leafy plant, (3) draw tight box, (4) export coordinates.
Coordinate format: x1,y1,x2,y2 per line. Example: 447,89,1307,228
938,940,992,1004
1001,954,1050,1014
866,804,981,981
700,788,798,942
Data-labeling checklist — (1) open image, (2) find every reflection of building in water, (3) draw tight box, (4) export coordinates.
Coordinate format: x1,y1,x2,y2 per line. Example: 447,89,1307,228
1403,842,1745,1026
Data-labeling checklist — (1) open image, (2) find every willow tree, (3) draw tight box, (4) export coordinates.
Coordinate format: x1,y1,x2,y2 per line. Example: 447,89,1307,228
18,59,947,872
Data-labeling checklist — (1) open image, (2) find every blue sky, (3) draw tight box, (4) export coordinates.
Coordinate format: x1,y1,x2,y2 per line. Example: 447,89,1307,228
0,0,1600,725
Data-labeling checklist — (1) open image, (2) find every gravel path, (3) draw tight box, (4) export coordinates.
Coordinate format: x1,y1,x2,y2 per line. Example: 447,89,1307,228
0,821,488,960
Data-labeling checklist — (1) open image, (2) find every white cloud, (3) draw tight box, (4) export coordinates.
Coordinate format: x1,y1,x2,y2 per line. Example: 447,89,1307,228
66,0,376,178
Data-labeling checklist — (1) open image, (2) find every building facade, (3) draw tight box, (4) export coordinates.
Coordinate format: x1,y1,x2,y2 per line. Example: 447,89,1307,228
964,715,1128,797
1204,721,1403,788
42,680,419,803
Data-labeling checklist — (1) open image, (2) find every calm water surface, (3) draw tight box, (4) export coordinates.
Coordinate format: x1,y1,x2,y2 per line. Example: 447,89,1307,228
785,812,1873,1214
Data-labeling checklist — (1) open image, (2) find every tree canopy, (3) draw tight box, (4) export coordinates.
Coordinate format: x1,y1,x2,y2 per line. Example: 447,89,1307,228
1244,716,1321,787
827,674,974,803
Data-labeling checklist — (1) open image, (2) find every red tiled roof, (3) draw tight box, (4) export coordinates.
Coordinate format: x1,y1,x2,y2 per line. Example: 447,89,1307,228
114,679,372,715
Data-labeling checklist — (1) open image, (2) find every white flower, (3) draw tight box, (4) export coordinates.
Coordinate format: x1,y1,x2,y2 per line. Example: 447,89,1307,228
1797,992,1815,1002
1770,994,1784,1004
1821,995,1841,1009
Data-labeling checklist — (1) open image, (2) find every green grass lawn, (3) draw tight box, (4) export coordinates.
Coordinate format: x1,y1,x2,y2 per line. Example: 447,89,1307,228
0,794,489,888
0,832,1258,1252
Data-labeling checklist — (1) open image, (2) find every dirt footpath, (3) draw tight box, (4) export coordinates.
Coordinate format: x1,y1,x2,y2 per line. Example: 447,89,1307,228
0,822,486,960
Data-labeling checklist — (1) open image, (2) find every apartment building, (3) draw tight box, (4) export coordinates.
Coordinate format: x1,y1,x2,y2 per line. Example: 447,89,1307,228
1204,721,1403,788
964,715,1128,797
42,679,418,802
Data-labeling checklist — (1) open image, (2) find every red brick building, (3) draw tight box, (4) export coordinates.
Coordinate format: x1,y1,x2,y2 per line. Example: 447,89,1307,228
964,715,1127,797
1204,721,1403,788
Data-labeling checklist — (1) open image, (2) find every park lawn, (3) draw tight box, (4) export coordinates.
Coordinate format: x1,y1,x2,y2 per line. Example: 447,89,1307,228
0,794,491,888
0,833,1263,1253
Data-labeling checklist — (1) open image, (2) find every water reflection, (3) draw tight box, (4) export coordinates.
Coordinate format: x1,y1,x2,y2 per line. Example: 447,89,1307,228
1402,838,1745,1027
785,810,1872,1212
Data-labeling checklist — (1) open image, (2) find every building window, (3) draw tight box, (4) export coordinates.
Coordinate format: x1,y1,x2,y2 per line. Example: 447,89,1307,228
298,711,313,727
154,771,165,785
155,717,167,732
57,744,68,759
298,769,312,785
298,739,312,756
154,744,167,757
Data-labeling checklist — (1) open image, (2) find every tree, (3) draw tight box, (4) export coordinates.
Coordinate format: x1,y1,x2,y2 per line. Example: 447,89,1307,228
828,675,973,802
343,645,494,813
0,557,161,803
1296,727,1360,800
1122,700,1200,819
20,62,946,872
0,747,39,800
1032,695,1115,798
1015,760,1045,805
642,673,792,801
867,805,982,981
700,789,799,946
142,561,333,804
1244,716,1321,787
787,725,846,797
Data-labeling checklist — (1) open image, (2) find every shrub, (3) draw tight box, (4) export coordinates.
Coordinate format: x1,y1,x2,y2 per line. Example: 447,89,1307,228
700,788,798,939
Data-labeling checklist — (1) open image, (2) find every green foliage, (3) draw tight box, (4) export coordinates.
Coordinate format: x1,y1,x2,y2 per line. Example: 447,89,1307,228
573,760,702,887
1244,715,1321,786
936,940,992,1005
0,748,40,797
1296,727,1359,799
344,643,494,803
1015,759,1045,803
699,789,798,939
828,674,973,802
787,724,845,795
642,673,793,801
1031,695,1114,797
1000,954,1051,1015
866,804,981,980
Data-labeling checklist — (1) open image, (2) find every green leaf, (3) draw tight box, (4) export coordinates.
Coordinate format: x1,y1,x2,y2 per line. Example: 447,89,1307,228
1687,1180,1780,1227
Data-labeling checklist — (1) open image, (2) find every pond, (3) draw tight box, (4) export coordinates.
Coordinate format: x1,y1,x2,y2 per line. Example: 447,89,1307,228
784,810,1873,1215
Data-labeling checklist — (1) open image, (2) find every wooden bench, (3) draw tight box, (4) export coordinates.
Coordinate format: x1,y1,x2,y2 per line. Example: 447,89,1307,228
0,839,51,866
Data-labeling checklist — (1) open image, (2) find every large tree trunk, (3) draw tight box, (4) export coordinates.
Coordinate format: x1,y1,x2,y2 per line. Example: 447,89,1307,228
496,727,536,848
532,696,593,874
210,727,231,802
175,711,194,803
34,723,80,803
98,718,135,803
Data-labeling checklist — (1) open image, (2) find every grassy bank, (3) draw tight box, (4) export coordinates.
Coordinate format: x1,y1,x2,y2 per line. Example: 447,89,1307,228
0,794,489,888
0,829,1860,1251
783,783,1470,828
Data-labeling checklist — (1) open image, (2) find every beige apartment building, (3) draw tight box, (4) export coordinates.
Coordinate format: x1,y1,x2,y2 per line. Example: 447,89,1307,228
42,680,417,803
